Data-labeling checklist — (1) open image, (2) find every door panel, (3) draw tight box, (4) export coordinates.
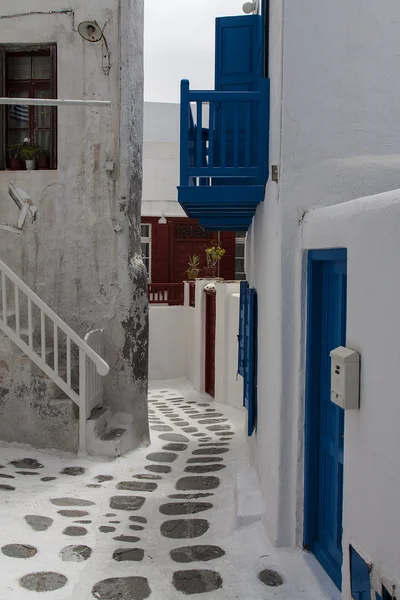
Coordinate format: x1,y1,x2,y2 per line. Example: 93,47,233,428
305,253,347,590
205,292,216,397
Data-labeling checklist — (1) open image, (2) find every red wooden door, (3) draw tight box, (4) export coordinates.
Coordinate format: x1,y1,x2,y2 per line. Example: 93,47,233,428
205,290,216,397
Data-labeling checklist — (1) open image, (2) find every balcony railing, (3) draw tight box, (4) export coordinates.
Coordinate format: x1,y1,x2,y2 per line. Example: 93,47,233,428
180,78,270,189
148,283,184,306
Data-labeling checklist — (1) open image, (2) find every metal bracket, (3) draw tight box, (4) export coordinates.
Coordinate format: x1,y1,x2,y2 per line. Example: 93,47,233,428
271,165,279,182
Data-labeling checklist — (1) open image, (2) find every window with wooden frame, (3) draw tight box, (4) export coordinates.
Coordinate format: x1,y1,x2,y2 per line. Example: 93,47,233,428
141,224,152,282
0,45,57,170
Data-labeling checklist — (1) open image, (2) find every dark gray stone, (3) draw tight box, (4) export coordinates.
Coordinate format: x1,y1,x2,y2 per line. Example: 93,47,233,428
160,502,213,515
113,535,140,543
10,458,43,470
145,465,171,474
75,520,92,524
158,433,189,442
129,524,144,531
259,569,284,587
129,516,147,523
186,456,223,463
146,452,177,463
99,526,116,533
132,474,162,481
87,484,102,488
60,545,92,562
192,447,229,455
110,496,146,511
19,572,68,592
0,473,14,478
116,481,157,492
63,526,88,536
170,545,225,563
199,443,228,447
181,427,198,433
150,425,173,431
25,515,53,531
108,521,120,524
185,464,226,474
176,476,220,491
206,425,231,431
169,493,214,500
60,466,85,476
105,513,116,517
92,577,150,600
51,497,95,507
58,510,89,518
16,471,40,476
198,418,228,424
198,403,210,407
162,443,188,452
0,484,15,491
160,519,209,539
2,544,37,558
95,475,114,482
41,476,57,482
113,548,144,562
172,570,222,594
192,413,224,419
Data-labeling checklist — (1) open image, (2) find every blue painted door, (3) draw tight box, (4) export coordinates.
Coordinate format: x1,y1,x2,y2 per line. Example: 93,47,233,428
305,251,347,590
215,15,262,92
214,15,262,185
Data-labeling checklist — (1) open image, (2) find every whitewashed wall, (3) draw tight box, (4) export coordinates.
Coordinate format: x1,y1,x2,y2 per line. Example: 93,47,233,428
302,189,400,600
148,305,186,381
142,101,184,218
246,0,400,551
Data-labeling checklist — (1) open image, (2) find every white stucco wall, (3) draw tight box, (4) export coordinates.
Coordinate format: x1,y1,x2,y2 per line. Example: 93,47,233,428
247,0,400,562
302,190,400,600
148,305,185,381
142,101,184,218
0,1,149,443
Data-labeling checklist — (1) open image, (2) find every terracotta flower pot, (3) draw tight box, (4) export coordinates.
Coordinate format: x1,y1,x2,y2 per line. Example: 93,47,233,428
203,266,217,277
38,155,50,170
9,158,21,170
187,269,200,280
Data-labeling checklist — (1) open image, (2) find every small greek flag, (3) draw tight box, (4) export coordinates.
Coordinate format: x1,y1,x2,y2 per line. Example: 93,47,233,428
9,105,29,123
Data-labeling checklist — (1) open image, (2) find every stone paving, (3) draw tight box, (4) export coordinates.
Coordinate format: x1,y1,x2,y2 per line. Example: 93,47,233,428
0,380,334,599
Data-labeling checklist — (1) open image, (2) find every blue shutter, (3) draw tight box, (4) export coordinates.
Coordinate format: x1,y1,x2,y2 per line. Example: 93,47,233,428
350,546,371,600
243,287,257,436
215,15,262,91
238,280,249,376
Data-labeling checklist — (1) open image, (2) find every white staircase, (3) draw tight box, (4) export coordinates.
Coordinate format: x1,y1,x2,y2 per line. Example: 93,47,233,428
0,257,111,454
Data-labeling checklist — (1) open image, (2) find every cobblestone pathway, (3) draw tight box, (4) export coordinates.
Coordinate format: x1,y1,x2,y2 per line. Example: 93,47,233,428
0,382,332,599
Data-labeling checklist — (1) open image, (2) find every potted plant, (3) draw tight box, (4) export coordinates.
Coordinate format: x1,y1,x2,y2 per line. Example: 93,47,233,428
20,142,40,170
204,241,225,277
37,148,50,170
7,143,22,170
187,255,201,280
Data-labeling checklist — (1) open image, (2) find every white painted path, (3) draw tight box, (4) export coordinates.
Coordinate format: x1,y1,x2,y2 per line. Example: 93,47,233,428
0,379,336,599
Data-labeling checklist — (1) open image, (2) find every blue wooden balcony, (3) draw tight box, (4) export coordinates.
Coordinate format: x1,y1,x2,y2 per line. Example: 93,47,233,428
178,78,270,231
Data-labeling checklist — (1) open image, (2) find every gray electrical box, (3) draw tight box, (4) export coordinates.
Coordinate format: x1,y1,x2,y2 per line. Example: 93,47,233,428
330,346,360,410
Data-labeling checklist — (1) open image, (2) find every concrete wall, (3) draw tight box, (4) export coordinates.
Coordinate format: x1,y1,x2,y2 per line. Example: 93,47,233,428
148,305,185,380
247,0,400,557
0,1,149,445
302,190,400,600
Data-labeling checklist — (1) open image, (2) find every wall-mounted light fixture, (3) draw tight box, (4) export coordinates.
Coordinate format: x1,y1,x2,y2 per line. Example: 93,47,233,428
77,20,111,75
242,1,257,14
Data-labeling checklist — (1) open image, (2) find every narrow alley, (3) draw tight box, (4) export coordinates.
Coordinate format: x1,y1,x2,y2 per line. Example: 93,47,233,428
0,380,332,599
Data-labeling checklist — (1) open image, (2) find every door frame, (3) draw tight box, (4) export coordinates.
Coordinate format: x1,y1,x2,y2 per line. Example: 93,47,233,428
303,248,347,586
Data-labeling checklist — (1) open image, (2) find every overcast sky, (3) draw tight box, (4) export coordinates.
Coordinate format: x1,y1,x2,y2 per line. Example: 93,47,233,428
144,0,241,103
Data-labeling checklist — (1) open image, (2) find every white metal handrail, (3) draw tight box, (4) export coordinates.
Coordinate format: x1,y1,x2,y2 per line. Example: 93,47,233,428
0,258,110,452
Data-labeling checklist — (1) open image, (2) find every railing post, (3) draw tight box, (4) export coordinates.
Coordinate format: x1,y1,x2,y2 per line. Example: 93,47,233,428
79,348,88,455
180,79,190,187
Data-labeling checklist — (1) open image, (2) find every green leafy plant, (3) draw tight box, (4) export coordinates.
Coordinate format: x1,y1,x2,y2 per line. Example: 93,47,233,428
38,147,50,157
20,144,40,161
205,241,225,267
7,143,23,159
187,255,201,279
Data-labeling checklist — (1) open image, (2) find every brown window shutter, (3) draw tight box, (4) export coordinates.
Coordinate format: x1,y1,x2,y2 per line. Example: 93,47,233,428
50,45,57,169
0,48,6,170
